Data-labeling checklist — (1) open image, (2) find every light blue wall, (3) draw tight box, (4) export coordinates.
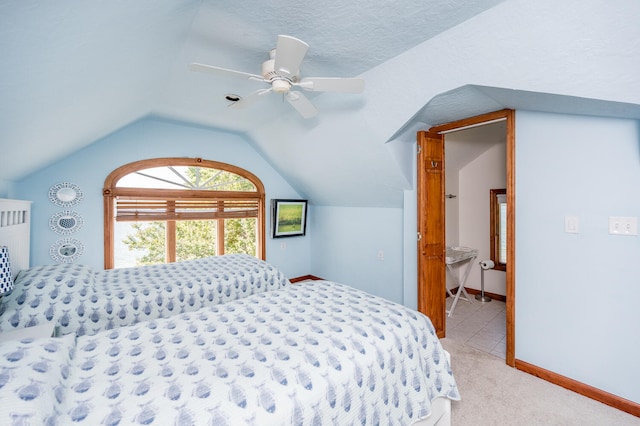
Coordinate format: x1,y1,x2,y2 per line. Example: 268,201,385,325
0,179,13,198
515,111,640,403
13,116,310,278
403,187,418,310
309,205,404,304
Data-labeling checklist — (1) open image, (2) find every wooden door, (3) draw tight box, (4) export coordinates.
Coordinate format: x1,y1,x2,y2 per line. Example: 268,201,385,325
424,109,515,366
417,131,446,338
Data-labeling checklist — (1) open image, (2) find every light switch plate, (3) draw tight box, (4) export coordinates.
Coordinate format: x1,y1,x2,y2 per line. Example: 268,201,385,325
609,216,638,236
564,216,579,233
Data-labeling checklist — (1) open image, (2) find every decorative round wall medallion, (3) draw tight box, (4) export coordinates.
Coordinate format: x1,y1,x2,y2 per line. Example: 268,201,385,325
50,238,84,263
49,211,84,235
48,182,83,207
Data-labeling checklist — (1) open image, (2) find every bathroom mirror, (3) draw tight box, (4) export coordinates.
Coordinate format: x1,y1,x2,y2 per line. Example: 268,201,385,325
50,238,84,263
49,182,83,207
49,211,83,235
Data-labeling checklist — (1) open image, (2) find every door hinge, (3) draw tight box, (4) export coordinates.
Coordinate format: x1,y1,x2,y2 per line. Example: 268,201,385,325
417,232,422,241
417,144,422,155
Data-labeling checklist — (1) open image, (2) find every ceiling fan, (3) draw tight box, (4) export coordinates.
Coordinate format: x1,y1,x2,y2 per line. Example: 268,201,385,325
189,35,365,119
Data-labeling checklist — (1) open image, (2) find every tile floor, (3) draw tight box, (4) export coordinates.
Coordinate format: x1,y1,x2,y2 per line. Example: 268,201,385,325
445,293,506,358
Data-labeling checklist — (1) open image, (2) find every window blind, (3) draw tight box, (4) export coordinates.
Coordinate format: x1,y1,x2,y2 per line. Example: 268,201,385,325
115,198,259,222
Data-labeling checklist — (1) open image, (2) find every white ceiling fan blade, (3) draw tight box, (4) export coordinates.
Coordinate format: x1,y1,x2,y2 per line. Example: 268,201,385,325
286,91,318,119
274,35,309,78
297,77,365,93
229,88,272,109
189,62,263,81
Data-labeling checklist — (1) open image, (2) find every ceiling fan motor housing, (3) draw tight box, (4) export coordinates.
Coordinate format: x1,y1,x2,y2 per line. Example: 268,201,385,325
262,58,298,93
261,59,279,80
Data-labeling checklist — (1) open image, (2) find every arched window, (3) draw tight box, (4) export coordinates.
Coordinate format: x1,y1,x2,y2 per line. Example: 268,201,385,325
103,157,265,269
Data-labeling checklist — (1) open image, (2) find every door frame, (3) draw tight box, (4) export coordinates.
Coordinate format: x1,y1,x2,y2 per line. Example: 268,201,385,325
419,109,515,367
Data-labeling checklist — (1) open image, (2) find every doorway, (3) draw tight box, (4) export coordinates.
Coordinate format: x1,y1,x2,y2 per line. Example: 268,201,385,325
417,109,515,367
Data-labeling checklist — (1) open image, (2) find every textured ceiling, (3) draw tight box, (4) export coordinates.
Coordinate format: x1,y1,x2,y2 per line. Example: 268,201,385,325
180,0,508,80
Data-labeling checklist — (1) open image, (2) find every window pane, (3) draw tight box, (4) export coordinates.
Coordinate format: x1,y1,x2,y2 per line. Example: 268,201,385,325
116,221,166,267
499,202,507,264
224,218,257,256
175,220,217,262
117,166,256,191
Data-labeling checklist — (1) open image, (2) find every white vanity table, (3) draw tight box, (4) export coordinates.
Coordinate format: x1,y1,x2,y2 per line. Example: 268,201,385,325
445,246,478,317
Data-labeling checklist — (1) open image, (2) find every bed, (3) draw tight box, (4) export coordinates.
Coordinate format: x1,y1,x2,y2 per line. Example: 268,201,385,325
0,254,290,337
0,280,459,425
0,198,289,337
0,198,459,424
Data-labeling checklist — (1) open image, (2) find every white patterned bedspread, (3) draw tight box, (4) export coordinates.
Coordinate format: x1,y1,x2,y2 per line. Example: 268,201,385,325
0,254,289,337
0,281,459,425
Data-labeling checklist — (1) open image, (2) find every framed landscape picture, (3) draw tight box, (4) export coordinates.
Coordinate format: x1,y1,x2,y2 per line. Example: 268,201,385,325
272,199,308,238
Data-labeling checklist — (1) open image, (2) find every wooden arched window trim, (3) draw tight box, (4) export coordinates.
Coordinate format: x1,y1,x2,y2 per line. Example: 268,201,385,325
103,157,266,269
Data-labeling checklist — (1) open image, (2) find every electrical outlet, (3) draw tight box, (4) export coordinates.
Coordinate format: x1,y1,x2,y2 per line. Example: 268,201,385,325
609,216,638,236
377,250,384,261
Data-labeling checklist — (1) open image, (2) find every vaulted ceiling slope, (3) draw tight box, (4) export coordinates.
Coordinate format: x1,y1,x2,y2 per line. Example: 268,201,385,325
2,0,639,207
0,0,506,194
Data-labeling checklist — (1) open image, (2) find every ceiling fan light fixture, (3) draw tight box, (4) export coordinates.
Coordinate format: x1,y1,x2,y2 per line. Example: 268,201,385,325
271,79,291,94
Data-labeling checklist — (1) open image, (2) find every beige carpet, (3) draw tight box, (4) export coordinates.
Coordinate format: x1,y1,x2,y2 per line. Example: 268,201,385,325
440,338,640,426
